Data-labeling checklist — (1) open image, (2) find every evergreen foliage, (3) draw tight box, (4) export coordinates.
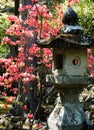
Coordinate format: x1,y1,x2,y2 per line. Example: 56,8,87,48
0,0,14,57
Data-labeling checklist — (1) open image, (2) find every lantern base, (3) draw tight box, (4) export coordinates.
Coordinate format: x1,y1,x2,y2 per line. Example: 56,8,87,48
47,89,93,130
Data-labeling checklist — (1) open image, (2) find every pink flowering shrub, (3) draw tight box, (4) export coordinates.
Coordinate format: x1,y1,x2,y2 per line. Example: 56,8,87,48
0,1,83,121
87,49,94,77
0,1,64,109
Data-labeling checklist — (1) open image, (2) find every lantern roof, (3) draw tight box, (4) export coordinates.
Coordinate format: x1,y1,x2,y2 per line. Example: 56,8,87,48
37,7,94,48
37,34,94,48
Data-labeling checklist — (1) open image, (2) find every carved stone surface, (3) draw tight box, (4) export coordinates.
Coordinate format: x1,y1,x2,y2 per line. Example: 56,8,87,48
48,89,93,130
63,25,82,34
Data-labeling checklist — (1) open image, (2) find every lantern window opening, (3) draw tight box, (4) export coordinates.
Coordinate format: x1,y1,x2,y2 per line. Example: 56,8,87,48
55,54,63,70
72,57,81,66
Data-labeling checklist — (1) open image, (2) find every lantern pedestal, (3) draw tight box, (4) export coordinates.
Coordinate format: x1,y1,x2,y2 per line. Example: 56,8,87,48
48,88,93,130
37,6,94,130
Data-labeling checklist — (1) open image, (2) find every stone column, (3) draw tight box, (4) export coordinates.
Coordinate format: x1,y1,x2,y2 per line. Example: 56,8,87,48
48,88,93,130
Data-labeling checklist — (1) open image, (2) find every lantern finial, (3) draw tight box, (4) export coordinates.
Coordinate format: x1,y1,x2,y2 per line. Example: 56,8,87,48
62,7,82,34
62,7,78,25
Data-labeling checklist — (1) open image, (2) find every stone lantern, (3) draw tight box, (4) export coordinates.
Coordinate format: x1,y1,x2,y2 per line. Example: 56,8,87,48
37,7,94,130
